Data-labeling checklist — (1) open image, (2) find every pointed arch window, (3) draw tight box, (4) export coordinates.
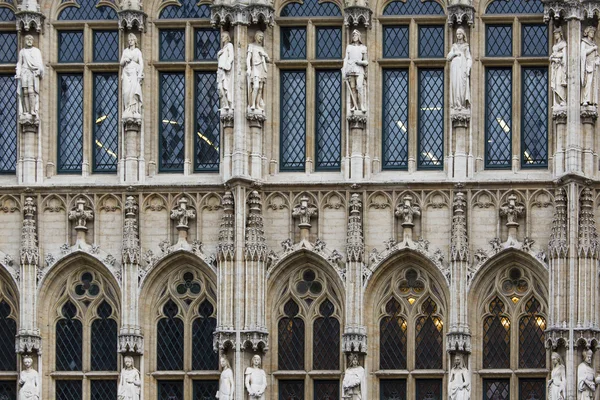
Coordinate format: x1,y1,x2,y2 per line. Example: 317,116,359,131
415,297,443,369
519,297,545,368
0,5,17,174
91,301,118,371
56,301,83,371
380,298,407,370
278,299,305,371
483,297,510,369
313,299,340,370
192,299,218,370
157,299,184,370
0,300,16,371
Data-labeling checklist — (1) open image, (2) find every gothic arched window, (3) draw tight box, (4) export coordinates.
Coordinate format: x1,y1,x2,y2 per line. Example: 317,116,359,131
313,299,340,370
415,297,443,369
0,5,17,174
56,301,83,371
278,299,305,370
0,300,16,371
91,301,118,371
519,297,545,368
157,300,184,370
483,297,510,369
380,298,407,369
192,300,218,370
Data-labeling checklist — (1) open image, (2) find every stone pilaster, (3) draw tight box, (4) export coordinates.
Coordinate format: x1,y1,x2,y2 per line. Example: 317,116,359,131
215,192,235,337
348,113,367,180
565,13,582,174
450,111,471,179
576,186,599,330
448,191,469,337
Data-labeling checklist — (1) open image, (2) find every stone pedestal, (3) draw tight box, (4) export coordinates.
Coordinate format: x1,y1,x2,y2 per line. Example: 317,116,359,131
221,110,234,180
580,107,596,177
349,112,366,180
553,106,567,175
247,111,265,179
451,111,470,179
123,120,141,182
19,121,39,184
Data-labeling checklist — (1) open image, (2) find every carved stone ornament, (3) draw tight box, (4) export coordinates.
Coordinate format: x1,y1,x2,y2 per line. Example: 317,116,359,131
346,194,365,262
122,196,140,265
213,330,236,352
15,333,41,354
118,9,146,31
342,29,368,116
581,25,600,107
446,332,472,353
543,0,582,22
170,197,196,230
118,333,144,354
247,30,271,118
241,331,269,352
550,27,567,107
292,196,318,230
121,33,144,124
218,32,234,112
499,193,525,240
450,192,469,262
578,186,599,258
448,27,472,117
15,10,44,32
342,331,367,354
217,192,235,261
343,6,372,28
447,4,474,26
68,197,94,231
20,196,39,266
245,191,268,262
395,195,421,227
548,187,568,259
211,4,274,26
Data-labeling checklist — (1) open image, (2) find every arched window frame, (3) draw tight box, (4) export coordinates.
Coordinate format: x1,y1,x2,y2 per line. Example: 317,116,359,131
0,275,19,398
0,4,18,175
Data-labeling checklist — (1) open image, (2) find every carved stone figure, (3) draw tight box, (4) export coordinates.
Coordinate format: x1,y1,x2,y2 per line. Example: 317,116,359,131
342,29,368,112
170,197,196,229
245,355,267,400
16,35,44,121
342,354,365,400
246,31,270,112
217,356,234,400
577,349,600,400
447,27,472,112
581,26,600,106
121,33,144,121
550,28,567,106
19,356,39,400
548,352,566,400
118,356,141,400
395,195,420,226
449,354,470,400
218,32,234,111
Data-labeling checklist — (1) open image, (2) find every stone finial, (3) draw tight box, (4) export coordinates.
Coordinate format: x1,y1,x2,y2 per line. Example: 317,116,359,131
292,196,318,241
170,197,196,230
346,194,364,262
395,195,420,242
548,187,568,259
451,192,469,262
122,196,140,265
578,187,599,258
20,196,38,266
499,193,524,239
245,191,268,261
217,192,235,261
68,197,94,232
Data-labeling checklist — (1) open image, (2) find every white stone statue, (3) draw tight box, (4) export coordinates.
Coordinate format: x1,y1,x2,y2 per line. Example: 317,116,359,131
548,352,566,400
245,354,267,400
449,353,470,400
577,349,600,400
342,29,368,112
118,356,141,400
550,28,567,106
18,355,39,400
342,354,365,400
121,33,144,120
581,26,600,106
246,31,270,112
15,35,44,121
218,32,234,111
216,356,235,400
447,27,472,112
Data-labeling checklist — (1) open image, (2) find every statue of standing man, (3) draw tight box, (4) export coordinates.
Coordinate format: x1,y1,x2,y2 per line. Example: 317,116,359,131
218,32,234,111
581,26,600,106
245,355,267,400
247,30,270,112
16,35,44,122
577,349,600,400
342,29,368,113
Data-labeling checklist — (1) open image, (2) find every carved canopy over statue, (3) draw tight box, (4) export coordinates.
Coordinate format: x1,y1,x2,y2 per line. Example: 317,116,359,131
16,35,44,122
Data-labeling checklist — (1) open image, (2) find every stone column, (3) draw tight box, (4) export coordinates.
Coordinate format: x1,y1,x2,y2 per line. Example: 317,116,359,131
349,115,366,180
565,14,582,173
451,114,470,179
248,116,265,179
222,112,234,180
576,186,599,330
553,108,567,175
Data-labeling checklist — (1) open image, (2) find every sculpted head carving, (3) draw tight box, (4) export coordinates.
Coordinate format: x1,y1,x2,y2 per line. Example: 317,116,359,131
455,27,467,43
128,33,138,48
220,356,231,369
251,354,262,367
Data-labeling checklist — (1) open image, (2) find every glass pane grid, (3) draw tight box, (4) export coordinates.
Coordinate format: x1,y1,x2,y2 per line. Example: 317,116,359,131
315,71,341,171
0,302,15,371
416,379,442,400
193,380,219,400
415,315,443,368
314,380,339,400
93,30,119,62
486,0,543,14
280,71,306,171
0,381,16,400
59,0,117,20
56,380,82,400
0,8,16,21
522,24,548,56
159,73,185,172
485,68,512,169
281,28,306,60
195,72,220,172
482,298,510,368
0,32,17,63
418,69,444,170
486,25,512,57
57,74,84,173
280,0,341,17
519,378,546,400
418,26,444,58
58,31,84,63
483,379,510,400
192,301,218,370
160,0,210,19
158,380,184,400
93,73,119,173
313,300,340,369
0,76,17,173
90,302,117,371
382,69,409,169
521,67,548,168
383,0,444,15
157,300,184,370
383,26,409,58
279,380,304,400
380,314,407,368
316,28,342,59
90,380,117,400
195,29,220,60
380,379,407,400
160,29,185,61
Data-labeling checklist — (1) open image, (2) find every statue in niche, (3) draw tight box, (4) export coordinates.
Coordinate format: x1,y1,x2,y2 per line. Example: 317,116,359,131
18,355,39,400
121,33,144,121
577,349,600,400
245,354,267,400
449,353,470,400
342,29,368,113
581,26,600,106
548,352,566,400
118,356,141,400
246,30,271,112
342,354,365,400
216,356,235,400
447,27,472,112
15,35,44,122
550,28,567,106
218,32,234,111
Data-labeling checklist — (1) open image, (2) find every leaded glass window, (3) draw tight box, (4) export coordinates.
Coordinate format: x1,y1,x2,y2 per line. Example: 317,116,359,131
93,31,119,62
519,378,546,400
522,24,548,56
56,380,82,400
90,380,117,400
485,68,512,168
483,297,510,368
90,301,117,371
383,0,444,14
194,72,220,172
0,381,16,400
192,300,218,370
380,298,407,369
93,73,119,172
159,0,211,19
418,69,444,169
0,301,16,371
486,25,512,57
380,379,407,400
0,7,15,21
57,74,84,173
314,380,339,400
193,380,218,399
58,31,84,63
195,29,220,60
158,380,184,400
483,379,510,400
313,299,340,370
281,28,307,60
160,29,185,61
415,298,443,369
56,301,83,371
280,71,306,171
519,298,545,368
0,75,17,173
278,299,305,370
0,32,17,63
280,0,341,17
521,68,548,167
157,300,184,370
383,26,409,58
316,28,341,59
486,0,543,14
279,380,304,399
382,69,409,169
315,70,341,170
58,0,117,20
418,26,444,58
416,379,442,400
159,72,186,172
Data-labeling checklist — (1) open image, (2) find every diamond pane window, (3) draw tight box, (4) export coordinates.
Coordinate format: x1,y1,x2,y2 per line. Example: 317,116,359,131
0,75,17,173
485,68,512,168
0,381,16,400
521,67,548,168
383,26,409,58
315,70,341,171
90,380,117,400
91,301,117,371
195,29,220,60
58,31,84,63
380,299,407,369
380,379,407,400
382,69,409,169
0,32,17,63
56,380,82,400
419,26,444,58
486,25,512,57
316,28,341,59
278,299,305,370
281,28,307,60
93,31,119,62
194,72,220,171
58,0,117,20
279,380,304,400
57,74,84,173
519,298,545,368
520,379,546,400
416,379,442,400
160,29,185,61
486,0,543,14
192,300,218,370
313,299,340,370
415,298,443,369
483,297,510,369
0,301,15,371
159,0,211,19
158,380,184,400
522,24,548,56
157,300,184,370
159,72,186,172
314,380,339,400
418,69,444,169
93,73,119,173
483,379,510,400
280,0,341,17
193,380,219,400
383,0,443,15
280,71,306,171
0,7,15,21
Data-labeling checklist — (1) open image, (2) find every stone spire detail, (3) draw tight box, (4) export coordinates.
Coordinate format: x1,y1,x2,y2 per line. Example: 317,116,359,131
245,191,267,261
451,192,469,262
578,187,599,258
548,187,568,259
346,194,364,262
217,192,235,261
20,196,38,266
122,196,140,265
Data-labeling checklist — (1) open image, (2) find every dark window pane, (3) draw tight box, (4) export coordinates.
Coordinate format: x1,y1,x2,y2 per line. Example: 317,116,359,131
158,380,184,400
0,381,16,400
383,0,443,15
485,68,512,168
486,25,512,57
280,71,306,171
195,29,220,60
520,378,546,400
56,380,82,400
314,380,339,400
56,301,83,371
483,379,510,400
522,24,548,56
519,298,546,368
521,67,548,168
58,31,83,63
160,29,185,61
313,299,340,370
316,28,341,59
193,380,219,400
93,31,119,62
195,72,220,172
486,0,543,14
280,0,341,17
419,26,444,58
0,7,15,21
58,0,117,20
192,300,218,370
418,69,444,169
416,379,442,400
380,299,407,369
483,297,510,368
0,75,17,173
160,0,210,19
157,300,184,370
159,72,185,172
315,70,341,171
383,26,409,58
0,32,17,63
0,301,15,370
91,301,117,371
382,69,409,169
415,298,443,369
90,380,117,400
279,380,304,400
281,28,306,59
380,379,406,400
278,300,304,370
57,74,83,173
93,73,119,173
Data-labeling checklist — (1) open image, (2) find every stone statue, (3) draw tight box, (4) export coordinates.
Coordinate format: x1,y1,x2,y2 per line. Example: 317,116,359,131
548,352,566,400
577,349,600,400
246,31,270,112
550,28,567,106
245,355,267,400
121,33,144,120
581,26,600,106
342,29,368,112
15,35,44,121
18,355,39,400
342,354,365,400
447,27,472,112
218,32,234,111
216,356,235,400
449,354,470,400
118,356,141,400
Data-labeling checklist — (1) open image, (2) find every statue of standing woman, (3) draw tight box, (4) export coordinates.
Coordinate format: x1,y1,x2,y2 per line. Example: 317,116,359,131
449,354,470,400
581,26,600,106
218,32,234,111
217,356,235,400
118,356,141,400
447,28,472,112
15,35,44,121
18,356,39,400
342,354,365,400
550,28,567,106
121,33,144,120
548,352,566,400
